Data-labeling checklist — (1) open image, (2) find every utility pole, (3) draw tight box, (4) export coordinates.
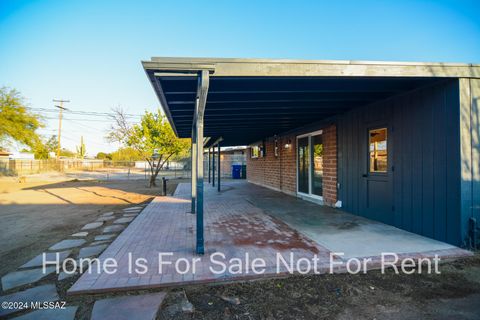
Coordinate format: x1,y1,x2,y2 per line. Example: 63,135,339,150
53,99,70,159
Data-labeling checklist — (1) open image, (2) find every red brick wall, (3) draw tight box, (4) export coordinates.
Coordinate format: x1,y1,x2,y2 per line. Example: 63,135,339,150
246,134,297,195
246,124,337,206
322,125,337,206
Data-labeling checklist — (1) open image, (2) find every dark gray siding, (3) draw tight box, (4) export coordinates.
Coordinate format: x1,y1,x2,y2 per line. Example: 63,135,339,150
459,79,480,246
338,79,462,246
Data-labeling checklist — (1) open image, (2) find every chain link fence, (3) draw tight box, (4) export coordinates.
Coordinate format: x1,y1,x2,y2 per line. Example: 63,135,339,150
0,154,247,181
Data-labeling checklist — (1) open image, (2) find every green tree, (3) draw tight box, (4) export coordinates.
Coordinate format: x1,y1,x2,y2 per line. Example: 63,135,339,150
45,135,58,154
110,147,142,161
108,108,190,187
0,87,44,149
76,136,86,158
59,148,75,158
32,143,49,159
96,152,112,160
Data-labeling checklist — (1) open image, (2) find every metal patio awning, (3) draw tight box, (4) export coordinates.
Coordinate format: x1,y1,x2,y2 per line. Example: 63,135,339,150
141,57,480,254
142,57,480,146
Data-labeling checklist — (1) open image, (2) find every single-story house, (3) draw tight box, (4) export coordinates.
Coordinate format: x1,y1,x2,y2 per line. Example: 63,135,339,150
143,57,479,252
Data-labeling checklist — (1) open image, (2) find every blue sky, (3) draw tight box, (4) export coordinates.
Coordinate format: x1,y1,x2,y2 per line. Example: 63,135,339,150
1,0,479,155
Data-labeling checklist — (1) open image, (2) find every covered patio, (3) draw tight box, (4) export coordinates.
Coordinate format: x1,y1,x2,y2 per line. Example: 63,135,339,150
69,180,469,295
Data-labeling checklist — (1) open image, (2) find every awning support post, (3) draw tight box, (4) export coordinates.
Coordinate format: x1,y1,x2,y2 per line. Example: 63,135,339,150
195,70,209,255
208,147,211,184
217,142,221,192
190,124,197,214
212,144,216,187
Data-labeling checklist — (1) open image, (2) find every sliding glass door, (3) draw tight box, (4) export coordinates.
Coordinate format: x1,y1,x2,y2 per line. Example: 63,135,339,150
297,131,323,198
297,137,309,194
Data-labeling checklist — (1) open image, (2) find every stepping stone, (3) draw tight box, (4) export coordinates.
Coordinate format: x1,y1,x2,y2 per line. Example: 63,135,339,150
81,222,103,230
1,267,56,291
101,211,114,217
0,285,59,317
12,306,77,320
114,217,134,224
103,225,125,233
96,216,115,222
49,239,86,251
71,231,88,237
162,291,194,316
90,240,111,246
20,250,71,268
91,292,167,320
123,213,138,217
78,244,108,258
123,206,142,211
58,270,78,281
95,234,116,241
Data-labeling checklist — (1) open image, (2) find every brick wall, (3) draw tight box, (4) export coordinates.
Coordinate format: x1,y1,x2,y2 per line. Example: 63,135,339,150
322,125,337,206
246,134,297,195
246,124,337,206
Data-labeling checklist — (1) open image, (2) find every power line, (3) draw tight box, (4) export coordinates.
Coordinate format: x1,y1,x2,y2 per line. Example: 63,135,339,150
27,107,143,118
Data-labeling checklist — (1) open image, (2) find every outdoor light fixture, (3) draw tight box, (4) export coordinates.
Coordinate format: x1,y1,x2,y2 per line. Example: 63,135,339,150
284,139,292,149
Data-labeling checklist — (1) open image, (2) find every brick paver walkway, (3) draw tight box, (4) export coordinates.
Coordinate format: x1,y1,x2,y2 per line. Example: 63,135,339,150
69,181,332,294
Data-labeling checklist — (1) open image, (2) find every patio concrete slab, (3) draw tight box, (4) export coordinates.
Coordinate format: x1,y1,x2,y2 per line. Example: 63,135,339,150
100,212,114,217
69,181,470,295
49,239,86,251
90,292,166,320
2,267,56,291
245,185,461,259
12,306,77,320
20,250,71,268
78,244,108,258
0,284,59,317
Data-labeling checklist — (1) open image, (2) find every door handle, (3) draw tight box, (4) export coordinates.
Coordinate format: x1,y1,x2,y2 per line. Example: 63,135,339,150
362,174,368,178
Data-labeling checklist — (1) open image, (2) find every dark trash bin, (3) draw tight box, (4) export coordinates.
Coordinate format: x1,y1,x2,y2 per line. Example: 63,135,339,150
232,165,242,179
241,164,247,179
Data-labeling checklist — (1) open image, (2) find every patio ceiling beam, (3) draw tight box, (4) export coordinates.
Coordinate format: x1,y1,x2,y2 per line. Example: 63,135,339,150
208,136,224,147
173,112,341,119
169,98,375,104
170,105,358,112
176,117,333,122
164,89,404,95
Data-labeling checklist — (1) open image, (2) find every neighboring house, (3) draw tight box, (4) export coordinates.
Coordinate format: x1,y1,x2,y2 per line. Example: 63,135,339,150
9,152,35,160
0,150,12,159
143,57,480,248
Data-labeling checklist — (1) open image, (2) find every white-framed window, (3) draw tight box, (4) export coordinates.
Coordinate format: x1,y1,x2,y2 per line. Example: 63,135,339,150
251,145,260,158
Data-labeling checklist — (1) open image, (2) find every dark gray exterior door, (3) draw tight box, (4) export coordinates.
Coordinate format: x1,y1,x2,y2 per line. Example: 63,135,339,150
360,124,394,225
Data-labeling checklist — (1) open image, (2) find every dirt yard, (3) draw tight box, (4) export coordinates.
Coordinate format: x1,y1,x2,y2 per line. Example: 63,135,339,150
165,254,480,320
1,175,479,319
0,175,179,277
